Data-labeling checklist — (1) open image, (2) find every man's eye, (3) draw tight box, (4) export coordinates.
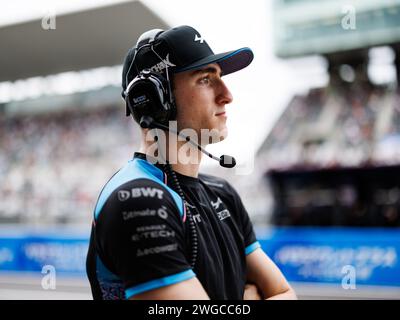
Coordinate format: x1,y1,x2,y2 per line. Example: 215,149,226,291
199,76,210,85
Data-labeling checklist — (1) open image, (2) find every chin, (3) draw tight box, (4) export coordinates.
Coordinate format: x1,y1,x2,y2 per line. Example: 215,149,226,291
205,125,228,145
219,126,228,140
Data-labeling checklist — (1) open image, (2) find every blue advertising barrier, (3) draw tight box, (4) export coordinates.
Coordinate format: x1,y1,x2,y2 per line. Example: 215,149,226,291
256,227,400,287
0,227,89,276
1,226,400,287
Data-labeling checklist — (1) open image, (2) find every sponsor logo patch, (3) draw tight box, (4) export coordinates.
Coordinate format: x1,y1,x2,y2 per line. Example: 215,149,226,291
117,187,164,202
136,243,178,257
217,209,231,221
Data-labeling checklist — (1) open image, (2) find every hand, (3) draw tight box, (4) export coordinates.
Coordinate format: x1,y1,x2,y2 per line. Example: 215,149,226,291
243,283,263,300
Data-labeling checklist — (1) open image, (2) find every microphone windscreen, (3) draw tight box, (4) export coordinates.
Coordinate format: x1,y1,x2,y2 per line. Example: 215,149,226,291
219,155,236,168
140,116,153,129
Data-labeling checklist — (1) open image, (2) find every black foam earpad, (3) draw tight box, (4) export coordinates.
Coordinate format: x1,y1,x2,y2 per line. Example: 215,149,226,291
125,70,175,126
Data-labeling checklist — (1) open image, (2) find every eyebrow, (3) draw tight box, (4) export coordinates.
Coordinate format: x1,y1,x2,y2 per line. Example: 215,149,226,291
190,66,223,77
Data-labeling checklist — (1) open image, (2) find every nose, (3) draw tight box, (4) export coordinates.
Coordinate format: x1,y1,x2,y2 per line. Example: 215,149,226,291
215,79,233,106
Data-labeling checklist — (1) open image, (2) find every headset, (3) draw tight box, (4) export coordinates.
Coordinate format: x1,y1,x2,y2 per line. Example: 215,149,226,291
122,31,199,268
123,31,176,127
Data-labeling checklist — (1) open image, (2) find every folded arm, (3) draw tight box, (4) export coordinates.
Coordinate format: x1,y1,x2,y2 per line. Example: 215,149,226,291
245,248,297,300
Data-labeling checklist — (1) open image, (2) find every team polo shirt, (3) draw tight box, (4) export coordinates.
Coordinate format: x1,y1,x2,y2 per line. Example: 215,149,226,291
86,152,261,300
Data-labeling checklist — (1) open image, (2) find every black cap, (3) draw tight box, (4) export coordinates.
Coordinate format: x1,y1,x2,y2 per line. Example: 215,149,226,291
122,25,254,107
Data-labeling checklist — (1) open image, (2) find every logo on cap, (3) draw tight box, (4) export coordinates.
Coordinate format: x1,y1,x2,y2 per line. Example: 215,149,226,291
194,34,204,44
149,54,176,73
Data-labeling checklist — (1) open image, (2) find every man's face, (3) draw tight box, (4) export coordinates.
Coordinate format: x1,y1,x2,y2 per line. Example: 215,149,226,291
172,63,233,144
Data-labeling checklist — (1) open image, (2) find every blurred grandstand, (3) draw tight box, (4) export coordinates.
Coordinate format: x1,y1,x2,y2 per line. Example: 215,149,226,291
257,0,400,231
1,0,400,299
257,74,400,228
258,63,400,171
0,104,139,225
253,0,400,298
0,1,165,227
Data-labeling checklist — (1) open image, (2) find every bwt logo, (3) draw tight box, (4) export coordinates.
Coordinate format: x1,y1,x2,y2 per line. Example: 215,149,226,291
118,188,164,201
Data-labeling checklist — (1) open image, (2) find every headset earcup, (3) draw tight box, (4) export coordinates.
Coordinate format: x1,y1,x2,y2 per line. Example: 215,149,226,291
152,71,176,125
126,72,175,126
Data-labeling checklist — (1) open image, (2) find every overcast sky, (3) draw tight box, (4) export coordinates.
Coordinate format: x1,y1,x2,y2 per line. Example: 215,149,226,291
0,0,326,167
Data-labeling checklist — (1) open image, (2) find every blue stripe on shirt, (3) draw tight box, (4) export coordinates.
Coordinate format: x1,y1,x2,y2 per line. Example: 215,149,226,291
245,241,261,255
125,269,196,299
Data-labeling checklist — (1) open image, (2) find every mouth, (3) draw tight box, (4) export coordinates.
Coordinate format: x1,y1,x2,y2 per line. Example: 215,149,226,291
215,112,226,117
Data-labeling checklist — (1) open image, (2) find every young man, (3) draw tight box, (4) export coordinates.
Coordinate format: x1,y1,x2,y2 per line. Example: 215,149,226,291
86,25,296,300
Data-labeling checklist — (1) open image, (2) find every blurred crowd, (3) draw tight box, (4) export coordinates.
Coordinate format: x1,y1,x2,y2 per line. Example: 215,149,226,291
2,72,400,227
259,82,400,170
0,106,139,224
258,73,400,227
0,104,270,226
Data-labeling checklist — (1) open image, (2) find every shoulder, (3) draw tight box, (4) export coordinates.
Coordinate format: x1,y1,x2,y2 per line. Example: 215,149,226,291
112,178,172,202
198,173,230,189
94,177,188,245
198,173,240,198
198,173,249,224
96,177,183,222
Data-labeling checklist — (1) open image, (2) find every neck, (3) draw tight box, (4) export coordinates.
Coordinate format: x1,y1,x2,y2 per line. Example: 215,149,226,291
170,157,202,178
139,129,203,178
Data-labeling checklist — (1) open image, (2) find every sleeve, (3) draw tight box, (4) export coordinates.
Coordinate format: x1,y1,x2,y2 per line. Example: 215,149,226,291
226,182,261,255
95,178,195,299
